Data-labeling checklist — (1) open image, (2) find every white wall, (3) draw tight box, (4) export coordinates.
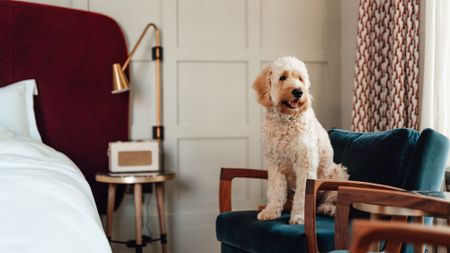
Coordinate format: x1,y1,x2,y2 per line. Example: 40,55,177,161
22,0,358,252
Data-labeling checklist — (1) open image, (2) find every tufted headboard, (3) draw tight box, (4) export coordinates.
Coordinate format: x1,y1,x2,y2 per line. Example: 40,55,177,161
0,0,129,214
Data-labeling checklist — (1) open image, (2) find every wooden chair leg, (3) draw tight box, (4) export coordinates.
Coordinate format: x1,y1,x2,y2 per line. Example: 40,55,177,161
106,183,116,241
155,182,168,253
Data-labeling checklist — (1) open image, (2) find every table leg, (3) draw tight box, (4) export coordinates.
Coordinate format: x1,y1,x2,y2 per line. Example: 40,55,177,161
155,182,168,253
448,217,450,253
384,216,408,253
106,183,116,242
413,216,425,253
134,183,143,253
368,213,381,252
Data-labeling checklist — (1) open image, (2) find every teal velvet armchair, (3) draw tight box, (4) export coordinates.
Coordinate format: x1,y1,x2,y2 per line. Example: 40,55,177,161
216,128,449,253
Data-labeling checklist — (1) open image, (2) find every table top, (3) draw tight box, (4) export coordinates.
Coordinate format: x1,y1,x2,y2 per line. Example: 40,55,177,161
352,190,450,217
352,202,429,216
413,190,450,200
96,171,176,184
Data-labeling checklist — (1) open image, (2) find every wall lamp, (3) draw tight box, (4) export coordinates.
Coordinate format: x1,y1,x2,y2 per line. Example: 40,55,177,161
112,23,165,169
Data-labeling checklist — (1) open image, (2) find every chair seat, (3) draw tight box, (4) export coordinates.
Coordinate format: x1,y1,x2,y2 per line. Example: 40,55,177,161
216,210,336,253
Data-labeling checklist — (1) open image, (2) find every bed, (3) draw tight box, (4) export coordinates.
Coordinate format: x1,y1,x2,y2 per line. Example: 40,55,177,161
0,1,129,252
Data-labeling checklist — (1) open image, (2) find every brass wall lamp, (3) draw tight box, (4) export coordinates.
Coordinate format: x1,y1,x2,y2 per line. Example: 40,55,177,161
112,23,165,169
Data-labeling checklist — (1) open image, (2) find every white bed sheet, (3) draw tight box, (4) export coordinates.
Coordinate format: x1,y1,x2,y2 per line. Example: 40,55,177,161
0,137,111,253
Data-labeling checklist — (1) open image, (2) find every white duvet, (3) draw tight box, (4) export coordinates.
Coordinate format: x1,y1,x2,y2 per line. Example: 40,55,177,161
0,137,111,253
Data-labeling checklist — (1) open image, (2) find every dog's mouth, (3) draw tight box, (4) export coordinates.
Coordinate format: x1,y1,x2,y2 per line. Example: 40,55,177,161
282,99,300,109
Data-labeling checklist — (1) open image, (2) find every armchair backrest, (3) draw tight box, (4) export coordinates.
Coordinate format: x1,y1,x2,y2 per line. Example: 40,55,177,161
329,128,449,191
403,128,450,190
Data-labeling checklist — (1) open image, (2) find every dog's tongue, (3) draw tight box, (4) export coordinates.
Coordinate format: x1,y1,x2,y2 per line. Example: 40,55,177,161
288,99,300,108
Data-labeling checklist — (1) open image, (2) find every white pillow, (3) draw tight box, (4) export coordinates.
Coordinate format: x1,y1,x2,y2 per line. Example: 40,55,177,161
0,79,42,141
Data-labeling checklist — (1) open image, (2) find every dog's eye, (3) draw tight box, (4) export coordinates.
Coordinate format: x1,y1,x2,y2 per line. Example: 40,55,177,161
279,76,287,81
298,76,303,82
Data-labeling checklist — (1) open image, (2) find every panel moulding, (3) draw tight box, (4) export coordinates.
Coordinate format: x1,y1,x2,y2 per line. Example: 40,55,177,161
176,60,250,127
176,0,249,49
175,137,251,204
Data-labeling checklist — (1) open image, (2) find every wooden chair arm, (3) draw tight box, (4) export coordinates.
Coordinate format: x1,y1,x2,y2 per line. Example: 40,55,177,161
306,179,404,194
350,220,450,253
305,179,404,253
219,168,267,213
335,186,450,250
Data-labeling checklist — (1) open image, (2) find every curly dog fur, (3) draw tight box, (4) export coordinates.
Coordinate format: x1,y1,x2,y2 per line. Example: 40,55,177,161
253,56,349,224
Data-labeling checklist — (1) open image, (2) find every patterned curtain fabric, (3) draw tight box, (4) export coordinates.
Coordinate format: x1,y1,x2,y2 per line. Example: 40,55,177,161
351,0,420,132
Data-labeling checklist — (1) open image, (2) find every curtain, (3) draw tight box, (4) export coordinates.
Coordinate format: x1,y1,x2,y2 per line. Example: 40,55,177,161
351,0,420,132
420,0,450,139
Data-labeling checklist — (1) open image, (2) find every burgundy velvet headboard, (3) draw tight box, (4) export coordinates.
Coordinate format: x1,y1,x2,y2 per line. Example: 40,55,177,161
0,0,129,214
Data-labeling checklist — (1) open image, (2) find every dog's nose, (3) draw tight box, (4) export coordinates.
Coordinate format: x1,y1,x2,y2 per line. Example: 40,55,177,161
292,88,303,99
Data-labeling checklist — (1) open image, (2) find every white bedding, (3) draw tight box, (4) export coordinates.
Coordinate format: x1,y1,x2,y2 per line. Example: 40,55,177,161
0,137,111,253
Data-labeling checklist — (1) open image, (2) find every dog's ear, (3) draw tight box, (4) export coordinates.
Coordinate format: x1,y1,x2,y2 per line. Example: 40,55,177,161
252,66,273,107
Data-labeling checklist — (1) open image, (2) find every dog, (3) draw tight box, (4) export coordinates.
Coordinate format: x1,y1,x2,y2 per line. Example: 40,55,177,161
253,56,349,224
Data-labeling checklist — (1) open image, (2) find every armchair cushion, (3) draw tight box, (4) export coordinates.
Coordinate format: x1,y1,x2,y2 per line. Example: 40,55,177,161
216,211,335,253
329,128,419,188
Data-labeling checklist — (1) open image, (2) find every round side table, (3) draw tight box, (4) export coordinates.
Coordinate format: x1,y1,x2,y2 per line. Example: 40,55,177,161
96,172,175,253
352,191,450,253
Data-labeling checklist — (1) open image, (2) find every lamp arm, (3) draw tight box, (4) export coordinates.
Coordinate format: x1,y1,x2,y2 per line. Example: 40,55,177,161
118,22,164,138
122,23,160,70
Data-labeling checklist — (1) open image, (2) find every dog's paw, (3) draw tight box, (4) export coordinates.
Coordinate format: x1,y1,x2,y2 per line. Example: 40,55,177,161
257,208,281,221
289,214,304,224
317,203,336,216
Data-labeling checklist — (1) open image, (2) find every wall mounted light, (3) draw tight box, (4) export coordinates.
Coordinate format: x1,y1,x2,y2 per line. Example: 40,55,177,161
112,22,164,171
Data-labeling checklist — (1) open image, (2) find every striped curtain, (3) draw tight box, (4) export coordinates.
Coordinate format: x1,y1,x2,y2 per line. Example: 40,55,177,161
351,0,420,132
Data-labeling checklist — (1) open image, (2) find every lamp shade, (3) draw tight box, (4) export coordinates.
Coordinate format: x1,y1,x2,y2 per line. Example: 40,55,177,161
112,63,130,94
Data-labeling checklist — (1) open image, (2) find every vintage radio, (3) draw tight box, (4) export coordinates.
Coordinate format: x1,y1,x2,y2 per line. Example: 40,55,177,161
108,141,160,173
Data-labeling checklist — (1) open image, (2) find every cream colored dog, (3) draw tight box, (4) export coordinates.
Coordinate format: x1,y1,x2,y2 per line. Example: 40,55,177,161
253,56,348,224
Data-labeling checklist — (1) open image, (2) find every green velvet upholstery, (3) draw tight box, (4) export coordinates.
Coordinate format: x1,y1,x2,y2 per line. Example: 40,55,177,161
402,128,450,190
216,128,449,253
326,250,348,253
221,243,252,253
330,128,449,191
329,128,419,187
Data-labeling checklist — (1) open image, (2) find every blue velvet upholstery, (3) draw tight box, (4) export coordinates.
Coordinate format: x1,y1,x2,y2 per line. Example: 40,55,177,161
216,128,449,253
